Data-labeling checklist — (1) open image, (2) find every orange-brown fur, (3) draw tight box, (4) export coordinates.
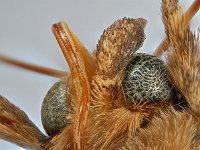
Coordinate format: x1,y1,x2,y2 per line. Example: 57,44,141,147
0,0,200,149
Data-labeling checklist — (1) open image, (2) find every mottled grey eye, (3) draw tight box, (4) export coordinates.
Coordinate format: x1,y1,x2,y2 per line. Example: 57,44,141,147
122,53,174,104
41,77,74,136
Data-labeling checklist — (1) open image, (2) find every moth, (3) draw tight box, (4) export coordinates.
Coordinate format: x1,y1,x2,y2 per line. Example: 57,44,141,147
0,0,200,149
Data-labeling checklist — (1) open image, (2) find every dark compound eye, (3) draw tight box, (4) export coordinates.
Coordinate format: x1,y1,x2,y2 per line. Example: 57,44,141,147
122,53,175,104
41,77,74,136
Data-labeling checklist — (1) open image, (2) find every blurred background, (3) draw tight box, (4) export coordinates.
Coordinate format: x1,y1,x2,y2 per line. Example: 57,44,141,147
0,0,199,149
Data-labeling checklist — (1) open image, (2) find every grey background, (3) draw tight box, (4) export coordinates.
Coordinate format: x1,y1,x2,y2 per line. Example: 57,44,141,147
0,0,199,149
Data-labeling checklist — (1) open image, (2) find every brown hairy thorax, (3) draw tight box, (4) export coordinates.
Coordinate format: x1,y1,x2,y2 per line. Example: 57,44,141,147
0,0,200,149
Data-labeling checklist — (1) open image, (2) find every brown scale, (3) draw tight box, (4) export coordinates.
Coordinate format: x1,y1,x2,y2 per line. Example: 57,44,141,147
0,0,200,149
42,53,176,136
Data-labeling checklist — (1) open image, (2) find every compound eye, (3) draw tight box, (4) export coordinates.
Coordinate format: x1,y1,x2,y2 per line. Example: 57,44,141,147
122,53,174,104
41,77,74,136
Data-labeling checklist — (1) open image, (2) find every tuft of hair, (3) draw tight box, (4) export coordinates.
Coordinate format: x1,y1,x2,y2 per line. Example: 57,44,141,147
121,108,200,150
163,0,200,114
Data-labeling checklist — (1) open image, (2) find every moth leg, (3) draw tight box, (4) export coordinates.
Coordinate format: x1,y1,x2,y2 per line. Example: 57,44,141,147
161,0,200,147
161,0,200,112
0,95,45,149
52,22,95,150
154,0,200,56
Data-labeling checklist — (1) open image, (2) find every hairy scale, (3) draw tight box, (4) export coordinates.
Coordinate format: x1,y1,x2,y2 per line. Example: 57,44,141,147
41,53,176,135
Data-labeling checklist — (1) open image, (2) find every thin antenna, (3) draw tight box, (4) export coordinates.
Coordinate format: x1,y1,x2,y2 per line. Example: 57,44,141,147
0,55,68,77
